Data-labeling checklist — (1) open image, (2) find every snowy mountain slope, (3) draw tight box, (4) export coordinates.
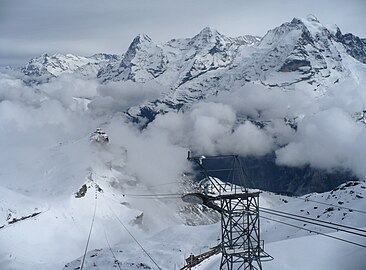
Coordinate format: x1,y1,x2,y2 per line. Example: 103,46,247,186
1,112,365,270
0,132,188,270
61,180,366,269
260,180,366,242
0,187,47,229
194,229,366,270
62,223,221,270
20,53,120,84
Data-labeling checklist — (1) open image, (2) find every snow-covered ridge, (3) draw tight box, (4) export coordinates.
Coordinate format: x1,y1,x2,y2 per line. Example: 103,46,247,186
0,132,189,270
9,17,366,124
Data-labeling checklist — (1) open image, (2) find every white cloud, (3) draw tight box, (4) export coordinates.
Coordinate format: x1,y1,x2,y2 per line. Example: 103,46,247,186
150,101,275,156
0,73,188,197
276,107,366,176
89,80,164,116
222,121,275,156
2,61,366,194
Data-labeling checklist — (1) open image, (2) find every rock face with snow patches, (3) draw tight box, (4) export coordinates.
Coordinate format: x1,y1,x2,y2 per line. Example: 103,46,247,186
335,29,366,64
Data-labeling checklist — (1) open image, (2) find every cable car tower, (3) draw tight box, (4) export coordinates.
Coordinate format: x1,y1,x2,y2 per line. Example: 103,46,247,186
183,152,272,270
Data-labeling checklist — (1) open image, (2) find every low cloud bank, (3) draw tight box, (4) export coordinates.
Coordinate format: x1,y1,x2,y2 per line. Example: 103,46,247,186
89,80,164,116
1,71,366,196
0,74,186,197
149,102,274,156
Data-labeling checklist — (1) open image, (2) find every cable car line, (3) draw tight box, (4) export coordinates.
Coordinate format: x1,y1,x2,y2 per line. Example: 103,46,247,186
80,184,98,270
108,205,163,270
260,215,366,249
123,193,183,197
103,229,122,270
293,196,366,215
260,208,366,238
260,207,366,234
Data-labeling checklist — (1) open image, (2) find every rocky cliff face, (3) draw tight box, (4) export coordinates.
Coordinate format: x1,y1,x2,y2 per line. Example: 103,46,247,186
335,29,366,64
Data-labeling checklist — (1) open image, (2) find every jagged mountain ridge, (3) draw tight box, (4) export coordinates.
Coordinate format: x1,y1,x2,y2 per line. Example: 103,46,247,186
18,18,366,85
123,15,366,124
335,29,366,64
16,16,366,125
96,27,261,92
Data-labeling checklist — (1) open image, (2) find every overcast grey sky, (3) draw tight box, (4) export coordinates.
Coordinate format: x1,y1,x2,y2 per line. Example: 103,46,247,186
1,0,365,66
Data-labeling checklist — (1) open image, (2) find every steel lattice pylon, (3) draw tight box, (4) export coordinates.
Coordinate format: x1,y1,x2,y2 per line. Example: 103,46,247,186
220,192,263,270
183,153,272,270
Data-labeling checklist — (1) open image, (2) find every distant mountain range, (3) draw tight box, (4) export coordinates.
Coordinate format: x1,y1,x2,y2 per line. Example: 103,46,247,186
14,15,366,120
6,15,366,195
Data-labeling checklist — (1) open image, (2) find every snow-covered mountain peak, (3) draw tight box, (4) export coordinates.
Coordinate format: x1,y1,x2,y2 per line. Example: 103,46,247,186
132,33,153,44
296,14,333,40
96,32,168,82
305,14,319,23
125,33,154,54
118,17,366,124
260,15,333,49
193,26,220,41
255,15,343,80
260,17,315,46
120,33,156,68
189,26,232,49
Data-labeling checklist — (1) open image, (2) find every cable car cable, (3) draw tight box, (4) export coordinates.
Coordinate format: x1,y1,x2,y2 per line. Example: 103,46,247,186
108,205,163,270
294,196,366,215
260,207,366,234
260,208,366,238
80,183,98,270
103,229,122,270
260,215,366,249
